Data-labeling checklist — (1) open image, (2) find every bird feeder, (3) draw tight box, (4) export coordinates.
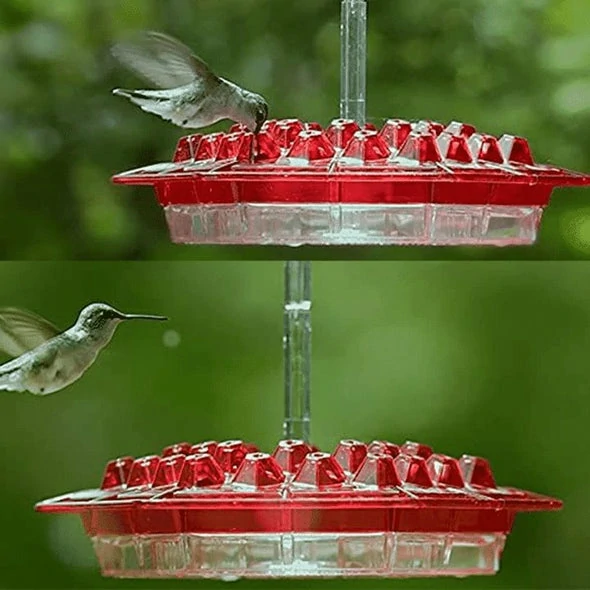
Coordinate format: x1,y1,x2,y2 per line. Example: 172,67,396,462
34,259,564,581
37,2,565,582
111,0,590,249
114,118,590,246
36,439,561,580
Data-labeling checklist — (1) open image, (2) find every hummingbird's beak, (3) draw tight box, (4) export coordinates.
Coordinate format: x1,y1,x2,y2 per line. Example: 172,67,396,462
120,313,168,322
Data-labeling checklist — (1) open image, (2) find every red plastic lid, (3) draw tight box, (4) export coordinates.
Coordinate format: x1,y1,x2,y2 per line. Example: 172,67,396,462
36,439,561,536
113,118,590,208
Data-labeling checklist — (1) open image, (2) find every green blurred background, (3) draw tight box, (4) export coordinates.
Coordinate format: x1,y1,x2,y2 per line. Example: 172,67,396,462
2,0,590,260
0,261,588,589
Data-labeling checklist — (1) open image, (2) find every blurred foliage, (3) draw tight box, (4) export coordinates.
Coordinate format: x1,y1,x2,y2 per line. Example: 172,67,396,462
1,0,590,259
0,261,589,589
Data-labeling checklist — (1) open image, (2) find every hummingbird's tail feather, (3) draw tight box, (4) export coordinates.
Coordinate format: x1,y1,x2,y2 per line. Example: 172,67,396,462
112,87,172,109
0,359,27,393
112,88,133,99
112,88,191,128
113,88,165,113
112,88,165,103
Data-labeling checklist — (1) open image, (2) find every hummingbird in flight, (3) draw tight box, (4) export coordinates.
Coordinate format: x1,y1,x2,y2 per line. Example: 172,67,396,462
111,31,269,133
0,303,167,396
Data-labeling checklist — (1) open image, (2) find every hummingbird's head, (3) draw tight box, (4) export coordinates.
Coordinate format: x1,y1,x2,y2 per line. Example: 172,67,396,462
77,304,167,335
243,94,268,134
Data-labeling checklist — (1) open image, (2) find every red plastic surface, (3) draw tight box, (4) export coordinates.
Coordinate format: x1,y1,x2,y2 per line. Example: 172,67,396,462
113,118,590,208
36,439,561,537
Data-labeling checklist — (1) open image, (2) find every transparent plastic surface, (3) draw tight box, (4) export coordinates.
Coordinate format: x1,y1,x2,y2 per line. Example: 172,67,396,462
341,0,367,124
36,439,561,580
113,119,589,246
164,203,542,246
283,263,312,442
92,532,505,579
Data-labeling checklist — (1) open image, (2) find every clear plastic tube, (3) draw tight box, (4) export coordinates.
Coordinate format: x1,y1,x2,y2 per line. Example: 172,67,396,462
282,261,312,443
340,0,367,124
282,1,368,444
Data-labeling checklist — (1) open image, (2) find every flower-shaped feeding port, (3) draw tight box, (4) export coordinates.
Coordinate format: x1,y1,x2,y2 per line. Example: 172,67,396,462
37,439,561,580
113,118,590,246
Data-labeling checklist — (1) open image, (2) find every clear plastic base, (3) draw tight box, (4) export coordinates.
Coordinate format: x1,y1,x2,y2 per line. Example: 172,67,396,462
93,532,505,580
164,203,542,246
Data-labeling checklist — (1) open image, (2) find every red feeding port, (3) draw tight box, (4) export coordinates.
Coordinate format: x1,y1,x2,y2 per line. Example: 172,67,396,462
113,118,590,246
37,438,561,580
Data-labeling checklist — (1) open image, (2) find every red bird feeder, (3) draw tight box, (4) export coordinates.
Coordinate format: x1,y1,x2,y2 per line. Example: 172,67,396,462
36,2,570,583
36,439,561,580
113,118,590,246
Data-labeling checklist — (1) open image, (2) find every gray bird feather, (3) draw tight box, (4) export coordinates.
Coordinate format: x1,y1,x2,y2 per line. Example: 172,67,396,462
0,307,60,358
111,31,219,90
111,31,269,132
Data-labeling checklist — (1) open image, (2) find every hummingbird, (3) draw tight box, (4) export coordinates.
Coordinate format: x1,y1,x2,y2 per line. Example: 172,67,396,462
0,303,167,396
111,31,269,133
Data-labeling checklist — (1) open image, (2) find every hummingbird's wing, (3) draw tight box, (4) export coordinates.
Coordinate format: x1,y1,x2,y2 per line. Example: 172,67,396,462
0,308,60,358
111,31,221,90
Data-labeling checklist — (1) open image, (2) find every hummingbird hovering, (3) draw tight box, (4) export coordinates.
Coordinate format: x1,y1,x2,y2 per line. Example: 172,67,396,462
0,303,167,396
111,31,269,133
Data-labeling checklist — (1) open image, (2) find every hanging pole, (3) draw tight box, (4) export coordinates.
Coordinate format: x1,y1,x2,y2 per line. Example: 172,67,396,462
283,262,312,443
282,0,368,444
340,0,367,124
